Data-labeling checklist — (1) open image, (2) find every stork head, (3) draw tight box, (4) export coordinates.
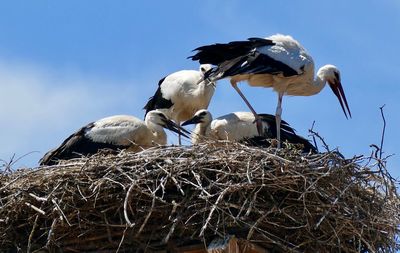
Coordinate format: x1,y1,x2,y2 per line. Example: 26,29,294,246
199,64,215,85
318,65,351,119
199,64,213,75
145,111,190,138
181,109,213,126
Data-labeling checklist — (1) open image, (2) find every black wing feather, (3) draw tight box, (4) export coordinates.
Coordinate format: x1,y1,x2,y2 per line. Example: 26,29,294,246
190,38,298,80
143,76,173,117
189,38,275,65
242,114,317,153
223,52,299,78
39,123,129,166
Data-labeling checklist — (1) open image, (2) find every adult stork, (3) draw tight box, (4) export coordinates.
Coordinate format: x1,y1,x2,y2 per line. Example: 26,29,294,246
144,64,216,144
181,109,316,153
39,111,190,165
189,34,351,147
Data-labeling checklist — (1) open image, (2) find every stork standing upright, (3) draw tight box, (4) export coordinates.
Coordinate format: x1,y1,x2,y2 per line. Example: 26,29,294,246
39,111,190,165
181,109,316,153
144,64,216,144
189,34,351,147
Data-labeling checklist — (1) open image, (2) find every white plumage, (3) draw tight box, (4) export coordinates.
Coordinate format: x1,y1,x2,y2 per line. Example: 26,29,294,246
40,111,189,165
182,109,316,153
144,64,216,144
190,34,351,147
258,34,311,73
183,110,260,143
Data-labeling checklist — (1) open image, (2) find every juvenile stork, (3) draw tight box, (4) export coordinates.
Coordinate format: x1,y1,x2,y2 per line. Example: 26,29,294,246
39,111,190,165
144,64,216,144
182,109,317,153
189,34,351,147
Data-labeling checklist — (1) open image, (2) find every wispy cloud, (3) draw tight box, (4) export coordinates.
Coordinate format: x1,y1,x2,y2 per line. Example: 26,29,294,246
0,59,144,168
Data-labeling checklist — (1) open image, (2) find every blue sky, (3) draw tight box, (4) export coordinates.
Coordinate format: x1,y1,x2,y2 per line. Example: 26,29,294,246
0,1,399,179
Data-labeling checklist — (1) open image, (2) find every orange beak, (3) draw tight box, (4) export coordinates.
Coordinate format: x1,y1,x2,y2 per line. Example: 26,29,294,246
329,80,352,119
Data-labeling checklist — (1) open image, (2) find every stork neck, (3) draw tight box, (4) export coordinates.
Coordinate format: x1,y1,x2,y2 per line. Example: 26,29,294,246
309,75,326,95
194,80,213,96
148,123,167,144
153,130,167,144
198,122,211,136
192,121,211,144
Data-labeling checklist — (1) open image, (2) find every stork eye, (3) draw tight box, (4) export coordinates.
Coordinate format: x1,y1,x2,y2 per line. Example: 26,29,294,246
334,71,340,80
200,67,206,72
157,113,166,119
199,111,207,116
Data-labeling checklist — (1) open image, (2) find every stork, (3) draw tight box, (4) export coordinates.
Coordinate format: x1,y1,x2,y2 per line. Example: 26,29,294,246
39,111,190,165
144,64,216,144
189,34,351,148
181,109,316,153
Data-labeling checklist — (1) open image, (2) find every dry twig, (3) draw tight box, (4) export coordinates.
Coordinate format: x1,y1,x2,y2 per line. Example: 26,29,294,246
0,141,398,252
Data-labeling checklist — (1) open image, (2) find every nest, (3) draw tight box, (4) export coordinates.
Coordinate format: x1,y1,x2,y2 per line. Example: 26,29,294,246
0,142,399,252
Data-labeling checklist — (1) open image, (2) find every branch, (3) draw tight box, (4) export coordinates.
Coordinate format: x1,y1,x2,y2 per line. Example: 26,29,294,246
308,122,329,152
379,105,386,160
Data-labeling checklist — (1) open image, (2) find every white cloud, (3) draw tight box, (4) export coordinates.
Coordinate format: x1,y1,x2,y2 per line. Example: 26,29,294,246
0,59,144,168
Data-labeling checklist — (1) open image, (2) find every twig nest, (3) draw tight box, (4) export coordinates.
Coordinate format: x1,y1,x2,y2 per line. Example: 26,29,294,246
1,141,399,252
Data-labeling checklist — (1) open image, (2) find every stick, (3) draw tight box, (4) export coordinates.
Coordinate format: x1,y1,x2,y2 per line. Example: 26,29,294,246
28,193,48,202
200,187,230,236
25,202,46,215
379,105,386,160
135,197,155,237
45,218,58,248
116,225,129,253
27,214,40,253
123,183,135,227
51,199,72,226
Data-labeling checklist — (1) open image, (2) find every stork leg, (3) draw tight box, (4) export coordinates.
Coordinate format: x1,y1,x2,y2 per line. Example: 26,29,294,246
177,121,182,145
230,80,264,136
276,93,284,149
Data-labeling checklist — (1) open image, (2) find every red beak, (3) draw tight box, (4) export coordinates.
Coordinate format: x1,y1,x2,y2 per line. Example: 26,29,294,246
329,80,352,119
